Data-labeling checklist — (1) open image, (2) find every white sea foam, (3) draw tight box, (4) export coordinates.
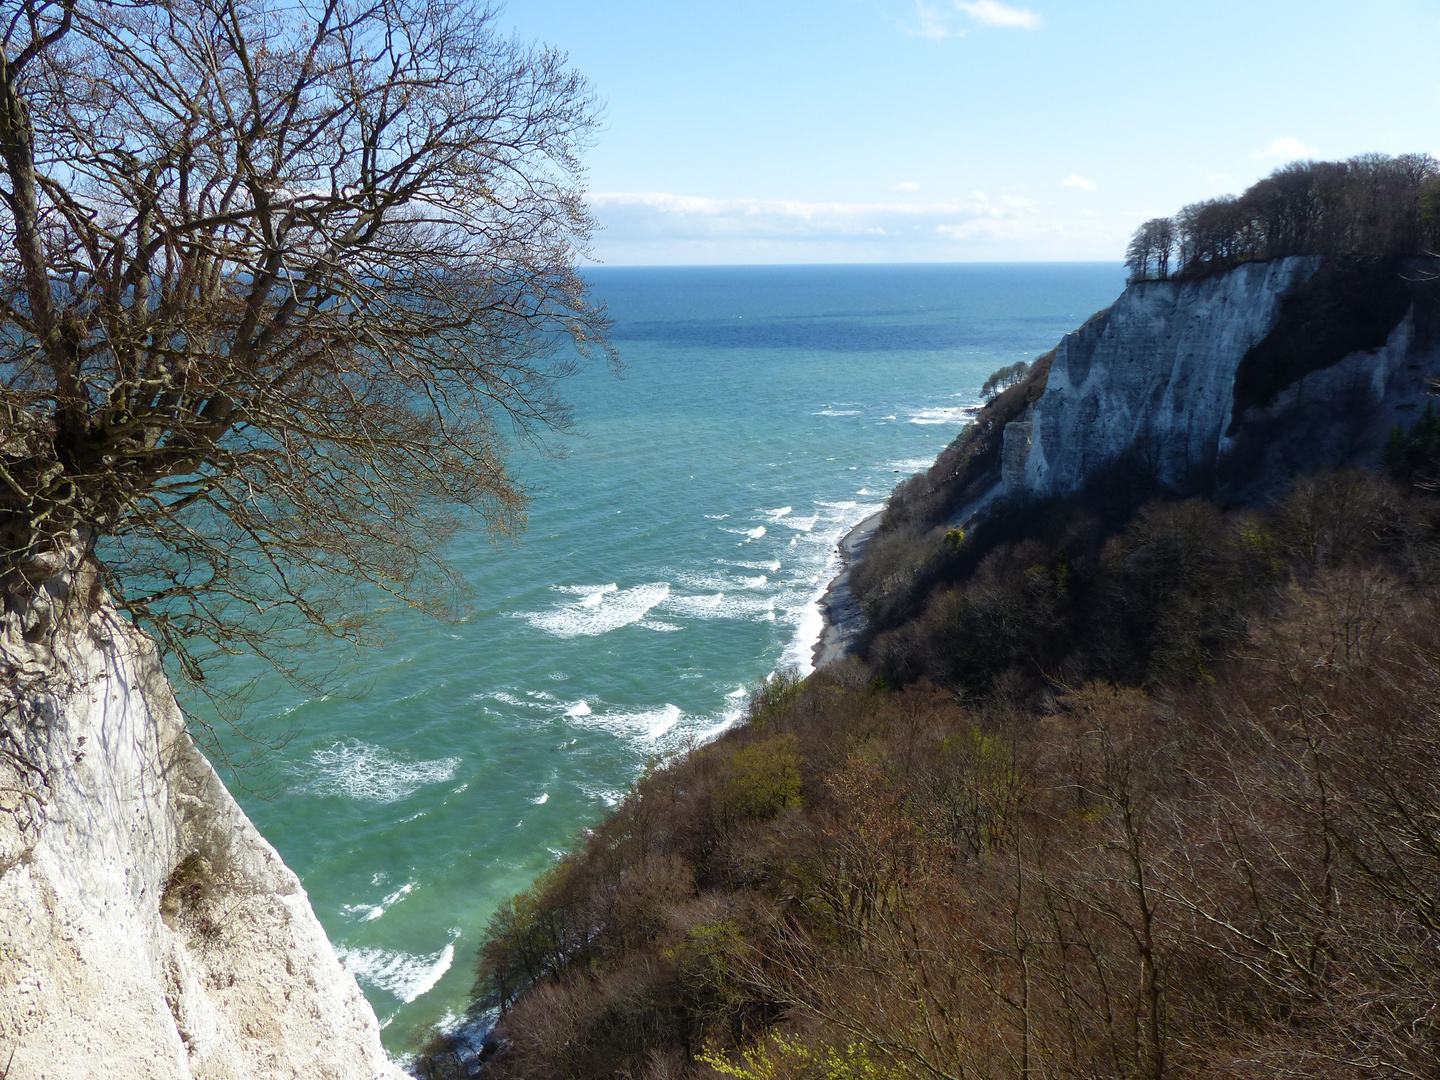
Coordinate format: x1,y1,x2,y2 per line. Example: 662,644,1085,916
766,506,794,521
745,526,766,540
779,514,819,532
578,783,624,807
644,704,683,739
565,700,591,717
530,792,549,805
704,513,731,520
338,932,458,1004
664,592,779,621
639,618,682,632
574,703,684,742
675,570,768,592
727,559,782,572
489,690,533,709
696,705,746,742
778,498,886,675
669,592,724,612
908,406,970,425
522,582,671,638
888,458,935,472
309,741,460,803
814,408,862,416
342,881,417,923
433,1005,500,1048
553,582,615,595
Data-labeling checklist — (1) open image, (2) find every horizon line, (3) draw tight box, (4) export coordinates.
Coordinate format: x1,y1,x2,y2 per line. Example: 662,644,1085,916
580,259,1126,271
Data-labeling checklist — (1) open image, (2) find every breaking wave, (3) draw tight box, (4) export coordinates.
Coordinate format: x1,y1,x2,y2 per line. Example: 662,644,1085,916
337,931,459,1004
522,583,671,638
309,741,460,804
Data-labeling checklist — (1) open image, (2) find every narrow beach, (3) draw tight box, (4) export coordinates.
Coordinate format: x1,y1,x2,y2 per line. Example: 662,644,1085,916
811,508,886,669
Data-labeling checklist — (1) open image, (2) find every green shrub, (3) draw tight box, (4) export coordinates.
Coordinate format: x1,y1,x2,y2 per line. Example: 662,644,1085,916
715,735,803,826
699,1033,893,1080
747,669,805,731
667,918,749,1024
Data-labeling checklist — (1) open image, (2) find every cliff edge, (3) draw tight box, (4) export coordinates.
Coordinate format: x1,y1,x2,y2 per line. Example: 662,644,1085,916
830,255,1440,664
1007,255,1440,503
0,555,404,1079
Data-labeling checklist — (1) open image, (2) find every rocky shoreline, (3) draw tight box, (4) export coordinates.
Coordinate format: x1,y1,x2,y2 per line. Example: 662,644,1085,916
811,509,885,670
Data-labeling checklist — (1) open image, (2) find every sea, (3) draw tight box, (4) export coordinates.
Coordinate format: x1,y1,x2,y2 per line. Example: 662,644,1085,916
199,263,1126,1060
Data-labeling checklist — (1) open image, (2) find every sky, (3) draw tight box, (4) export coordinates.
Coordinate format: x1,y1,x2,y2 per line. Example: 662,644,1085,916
499,0,1440,265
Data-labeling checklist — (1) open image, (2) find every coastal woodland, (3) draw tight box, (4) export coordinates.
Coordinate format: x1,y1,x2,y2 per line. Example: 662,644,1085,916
420,160,1440,1079
427,450,1440,1080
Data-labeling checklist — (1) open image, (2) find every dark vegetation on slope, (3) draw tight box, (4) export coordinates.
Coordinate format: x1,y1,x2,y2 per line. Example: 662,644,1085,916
844,339,1067,637
1229,256,1440,421
416,404,1440,1078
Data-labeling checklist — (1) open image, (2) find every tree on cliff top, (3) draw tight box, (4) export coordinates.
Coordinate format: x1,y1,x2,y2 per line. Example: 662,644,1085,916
1125,153,1440,282
0,0,609,683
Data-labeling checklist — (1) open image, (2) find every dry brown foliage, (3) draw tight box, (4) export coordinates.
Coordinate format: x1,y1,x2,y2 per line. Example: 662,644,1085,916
418,471,1440,1080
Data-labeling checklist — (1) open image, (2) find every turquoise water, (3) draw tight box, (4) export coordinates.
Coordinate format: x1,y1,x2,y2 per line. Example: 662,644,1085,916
204,263,1125,1058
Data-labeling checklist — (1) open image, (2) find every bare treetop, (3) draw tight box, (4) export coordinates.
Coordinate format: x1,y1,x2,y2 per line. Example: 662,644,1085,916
0,0,611,683
1125,153,1440,282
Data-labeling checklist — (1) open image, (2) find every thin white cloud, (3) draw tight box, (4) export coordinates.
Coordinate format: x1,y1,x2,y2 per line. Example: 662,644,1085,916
1062,174,1096,190
910,1,960,39
589,191,1028,223
956,0,1044,30
583,190,1135,263
587,191,1037,249
890,181,922,192
1252,136,1316,160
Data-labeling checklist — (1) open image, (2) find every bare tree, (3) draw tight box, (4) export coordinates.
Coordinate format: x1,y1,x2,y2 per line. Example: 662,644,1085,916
0,0,611,682
1125,218,1176,282
1125,221,1156,282
1150,216,1174,279
982,360,1030,401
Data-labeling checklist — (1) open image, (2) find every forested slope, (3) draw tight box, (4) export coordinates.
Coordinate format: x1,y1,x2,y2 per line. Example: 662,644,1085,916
419,450,1440,1080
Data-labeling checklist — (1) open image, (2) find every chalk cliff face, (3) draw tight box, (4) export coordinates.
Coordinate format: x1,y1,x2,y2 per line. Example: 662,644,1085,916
1002,255,1440,503
0,557,404,1079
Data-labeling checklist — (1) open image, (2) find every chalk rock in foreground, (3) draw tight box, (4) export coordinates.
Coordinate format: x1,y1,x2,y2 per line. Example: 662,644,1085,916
0,560,405,1079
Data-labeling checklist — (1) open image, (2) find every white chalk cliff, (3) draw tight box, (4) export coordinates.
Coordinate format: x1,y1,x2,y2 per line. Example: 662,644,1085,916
0,555,405,1079
1001,255,1440,502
